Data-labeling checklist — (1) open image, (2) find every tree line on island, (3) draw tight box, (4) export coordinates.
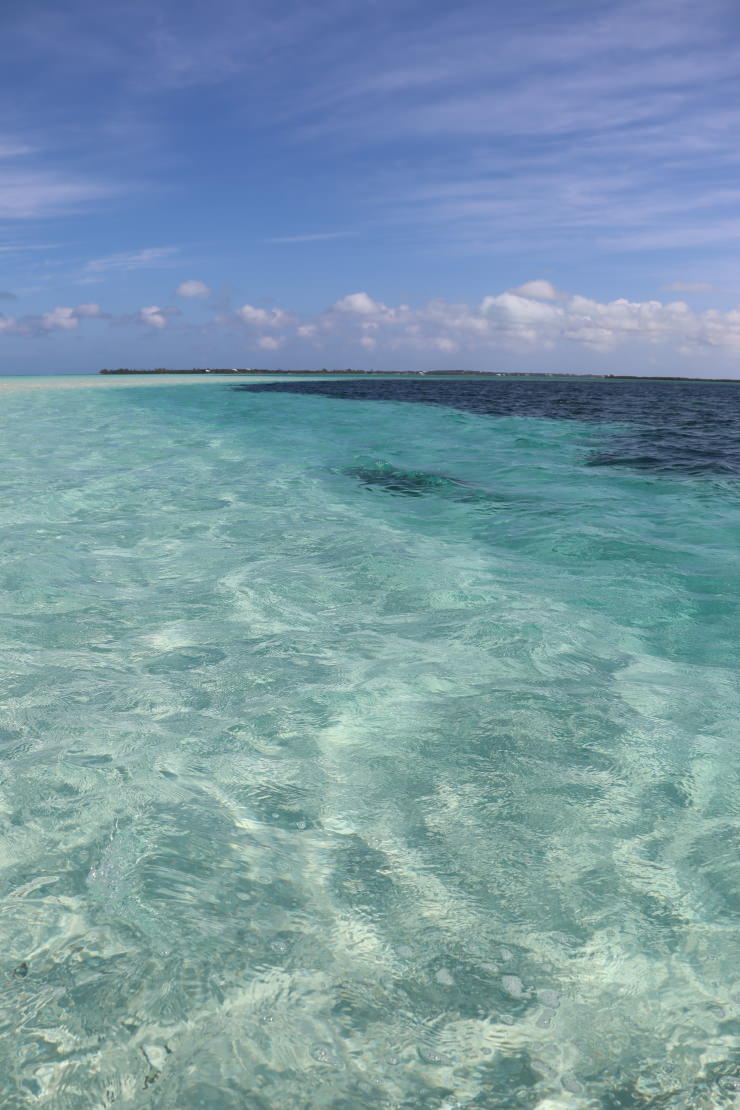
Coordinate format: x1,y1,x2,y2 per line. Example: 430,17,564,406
98,368,738,380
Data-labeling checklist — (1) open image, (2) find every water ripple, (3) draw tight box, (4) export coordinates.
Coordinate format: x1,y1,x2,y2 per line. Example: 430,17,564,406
0,378,738,1107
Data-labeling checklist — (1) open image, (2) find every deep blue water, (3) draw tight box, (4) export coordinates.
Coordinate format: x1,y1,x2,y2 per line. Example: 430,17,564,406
237,375,740,475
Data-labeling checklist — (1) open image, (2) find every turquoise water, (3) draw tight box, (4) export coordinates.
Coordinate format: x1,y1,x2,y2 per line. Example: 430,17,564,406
1,375,739,1108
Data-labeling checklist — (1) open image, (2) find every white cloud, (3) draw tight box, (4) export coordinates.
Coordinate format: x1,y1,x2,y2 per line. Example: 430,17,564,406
512,280,559,300
236,304,291,327
138,305,169,329
430,336,458,352
214,281,740,362
257,335,284,350
10,280,740,372
482,292,561,324
177,279,210,298
330,293,414,327
333,292,384,316
40,306,79,331
0,301,108,336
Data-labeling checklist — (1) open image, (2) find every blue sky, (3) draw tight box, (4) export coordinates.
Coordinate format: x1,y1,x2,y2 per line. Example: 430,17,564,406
3,0,740,374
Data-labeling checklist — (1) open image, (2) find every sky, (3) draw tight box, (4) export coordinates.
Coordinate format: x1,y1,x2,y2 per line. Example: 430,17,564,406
2,0,740,375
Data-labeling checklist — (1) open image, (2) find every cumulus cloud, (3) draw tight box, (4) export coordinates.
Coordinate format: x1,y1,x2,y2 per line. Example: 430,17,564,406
9,282,740,370
330,292,410,326
512,279,559,300
6,300,173,335
431,336,458,352
236,304,292,327
0,301,108,336
215,281,740,361
41,306,79,331
257,335,284,350
333,292,384,316
177,279,210,298
138,305,175,329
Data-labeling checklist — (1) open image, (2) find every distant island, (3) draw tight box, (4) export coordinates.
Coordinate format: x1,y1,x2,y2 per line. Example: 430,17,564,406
99,368,740,382
100,367,512,375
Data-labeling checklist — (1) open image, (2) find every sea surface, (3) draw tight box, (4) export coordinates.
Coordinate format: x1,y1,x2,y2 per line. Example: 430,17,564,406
0,373,739,1109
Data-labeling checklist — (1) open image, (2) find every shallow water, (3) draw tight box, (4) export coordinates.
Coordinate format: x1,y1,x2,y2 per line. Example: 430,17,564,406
1,375,739,1108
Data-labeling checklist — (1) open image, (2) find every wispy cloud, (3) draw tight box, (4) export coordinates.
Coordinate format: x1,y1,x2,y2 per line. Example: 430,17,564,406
0,244,61,254
662,281,716,293
0,143,36,159
269,0,740,263
83,247,179,275
0,170,115,219
0,132,115,219
263,232,355,244
2,0,740,349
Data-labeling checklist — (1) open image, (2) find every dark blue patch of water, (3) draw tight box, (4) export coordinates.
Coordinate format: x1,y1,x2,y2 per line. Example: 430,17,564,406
234,377,740,476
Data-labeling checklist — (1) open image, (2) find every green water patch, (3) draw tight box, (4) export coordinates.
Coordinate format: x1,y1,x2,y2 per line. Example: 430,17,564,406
342,461,510,505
